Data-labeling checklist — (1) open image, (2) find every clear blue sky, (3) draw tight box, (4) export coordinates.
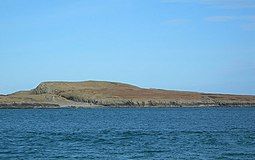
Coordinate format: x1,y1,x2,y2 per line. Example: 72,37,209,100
0,0,255,95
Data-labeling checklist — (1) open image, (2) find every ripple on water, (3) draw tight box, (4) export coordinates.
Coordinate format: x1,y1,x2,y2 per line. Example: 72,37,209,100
0,107,255,159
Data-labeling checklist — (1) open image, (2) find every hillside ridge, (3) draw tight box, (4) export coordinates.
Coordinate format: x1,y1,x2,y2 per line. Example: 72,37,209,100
1,81,255,108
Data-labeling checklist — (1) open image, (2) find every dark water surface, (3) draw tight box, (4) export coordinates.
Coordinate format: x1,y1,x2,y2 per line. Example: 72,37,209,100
0,107,255,159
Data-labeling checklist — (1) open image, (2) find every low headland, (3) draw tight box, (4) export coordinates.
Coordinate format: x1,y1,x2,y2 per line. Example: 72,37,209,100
1,81,255,108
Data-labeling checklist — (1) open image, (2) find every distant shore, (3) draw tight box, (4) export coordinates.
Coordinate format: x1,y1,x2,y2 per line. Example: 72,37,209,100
1,104,255,109
1,81,255,109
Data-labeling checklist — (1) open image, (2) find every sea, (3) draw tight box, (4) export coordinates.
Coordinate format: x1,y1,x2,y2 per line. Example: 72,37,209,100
0,107,255,159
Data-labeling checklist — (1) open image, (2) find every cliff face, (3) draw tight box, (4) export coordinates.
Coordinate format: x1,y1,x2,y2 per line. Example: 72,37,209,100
1,81,255,108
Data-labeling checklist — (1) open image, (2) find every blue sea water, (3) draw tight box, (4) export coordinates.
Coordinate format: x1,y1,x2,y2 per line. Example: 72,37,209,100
0,107,255,160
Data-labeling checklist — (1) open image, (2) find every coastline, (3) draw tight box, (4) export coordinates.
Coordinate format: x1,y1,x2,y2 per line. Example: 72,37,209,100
1,103,255,109
1,81,255,109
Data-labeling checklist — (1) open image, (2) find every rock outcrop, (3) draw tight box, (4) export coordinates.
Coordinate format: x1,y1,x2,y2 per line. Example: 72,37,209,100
1,81,255,108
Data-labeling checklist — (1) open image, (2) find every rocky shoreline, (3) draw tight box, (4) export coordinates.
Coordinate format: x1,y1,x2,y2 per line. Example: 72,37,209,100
1,81,255,108
1,103,255,109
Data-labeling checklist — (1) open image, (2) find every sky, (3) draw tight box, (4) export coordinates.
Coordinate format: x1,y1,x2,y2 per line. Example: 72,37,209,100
0,0,255,95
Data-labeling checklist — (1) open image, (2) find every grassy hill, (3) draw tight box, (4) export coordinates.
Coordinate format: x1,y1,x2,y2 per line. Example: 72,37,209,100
1,81,255,108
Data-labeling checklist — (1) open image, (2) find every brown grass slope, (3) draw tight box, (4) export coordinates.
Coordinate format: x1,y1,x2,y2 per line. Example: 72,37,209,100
1,81,255,108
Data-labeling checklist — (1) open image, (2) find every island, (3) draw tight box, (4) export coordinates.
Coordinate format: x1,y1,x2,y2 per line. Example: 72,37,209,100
0,81,255,108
